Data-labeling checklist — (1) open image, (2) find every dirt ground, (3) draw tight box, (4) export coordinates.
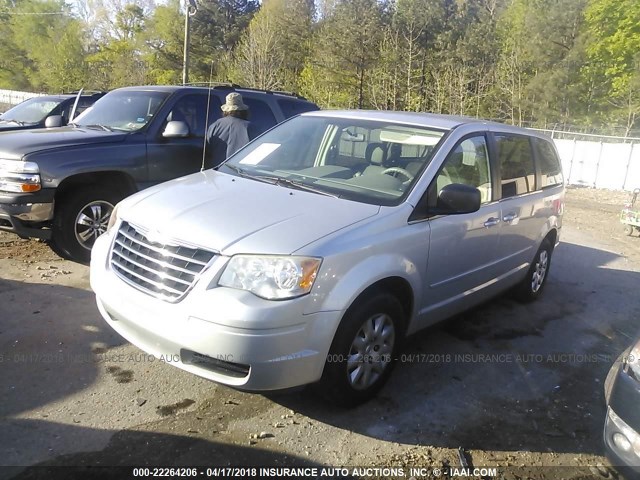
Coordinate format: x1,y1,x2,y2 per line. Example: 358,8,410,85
1,187,639,480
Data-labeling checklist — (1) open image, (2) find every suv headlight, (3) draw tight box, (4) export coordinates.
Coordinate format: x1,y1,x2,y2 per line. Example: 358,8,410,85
0,160,41,193
218,255,321,300
625,340,640,380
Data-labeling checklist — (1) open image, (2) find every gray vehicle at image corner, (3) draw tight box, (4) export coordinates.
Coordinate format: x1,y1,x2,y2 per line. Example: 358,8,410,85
0,85,318,263
90,110,565,406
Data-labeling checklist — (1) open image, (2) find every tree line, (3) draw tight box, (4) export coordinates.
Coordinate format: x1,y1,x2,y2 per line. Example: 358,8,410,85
1,0,639,136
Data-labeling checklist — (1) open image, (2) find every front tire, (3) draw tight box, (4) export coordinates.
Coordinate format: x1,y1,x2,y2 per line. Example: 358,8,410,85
318,292,405,407
623,224,634,236
514,238,553,303
51,186,121,264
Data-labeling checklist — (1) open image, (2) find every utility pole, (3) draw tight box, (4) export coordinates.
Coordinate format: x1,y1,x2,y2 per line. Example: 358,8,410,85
182,0,198,85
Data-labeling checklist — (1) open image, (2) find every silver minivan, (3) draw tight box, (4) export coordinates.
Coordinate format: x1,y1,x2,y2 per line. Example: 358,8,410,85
90,111,564,405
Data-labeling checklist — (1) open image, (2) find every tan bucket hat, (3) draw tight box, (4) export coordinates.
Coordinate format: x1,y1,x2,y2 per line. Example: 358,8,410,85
221,92,249,112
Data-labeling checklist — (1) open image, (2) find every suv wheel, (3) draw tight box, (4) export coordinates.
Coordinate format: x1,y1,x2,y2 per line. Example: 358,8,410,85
51,186,121,263
318,292,404,407
514,238,553,303
623,224,634,236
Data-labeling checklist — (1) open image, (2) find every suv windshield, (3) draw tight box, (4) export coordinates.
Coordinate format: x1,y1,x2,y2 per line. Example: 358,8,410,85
73,91,169,132
221,115,446,206
0,97,63,124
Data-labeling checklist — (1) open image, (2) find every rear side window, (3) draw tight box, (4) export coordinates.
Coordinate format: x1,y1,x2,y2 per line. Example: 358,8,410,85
495,135,536,198
533,138,563,188
243,98,277,135
277,98,318,118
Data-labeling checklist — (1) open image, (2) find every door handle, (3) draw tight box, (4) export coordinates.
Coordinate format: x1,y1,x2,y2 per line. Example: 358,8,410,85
503,212,518,223
484,217,501,228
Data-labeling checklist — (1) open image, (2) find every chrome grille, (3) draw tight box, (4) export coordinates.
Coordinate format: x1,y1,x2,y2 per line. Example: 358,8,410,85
110,222,216,302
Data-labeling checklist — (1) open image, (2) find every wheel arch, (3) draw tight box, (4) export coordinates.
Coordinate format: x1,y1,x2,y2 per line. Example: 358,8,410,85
55,171,137,205
543,228,558,249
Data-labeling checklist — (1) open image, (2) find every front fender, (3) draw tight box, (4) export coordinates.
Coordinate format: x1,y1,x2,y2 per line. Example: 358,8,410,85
25,141,147,188
306,252,423,331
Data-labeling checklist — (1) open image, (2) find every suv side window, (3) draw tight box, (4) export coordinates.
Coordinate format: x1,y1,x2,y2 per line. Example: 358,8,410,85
430,135,492,205
167,94,208,137
533,138,563,188
243,97,277,135
495,135,535,198
277,98,317,117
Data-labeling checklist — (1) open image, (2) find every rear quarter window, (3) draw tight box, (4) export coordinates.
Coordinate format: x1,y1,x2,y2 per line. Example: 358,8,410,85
243,97,277,135
277,98,319,118
533,137,564,188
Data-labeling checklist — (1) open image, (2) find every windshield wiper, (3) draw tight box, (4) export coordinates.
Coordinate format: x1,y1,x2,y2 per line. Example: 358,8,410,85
82,124,114,132
0,118,27,126
223,165,339,197
262,175,341,198
223,164,268,180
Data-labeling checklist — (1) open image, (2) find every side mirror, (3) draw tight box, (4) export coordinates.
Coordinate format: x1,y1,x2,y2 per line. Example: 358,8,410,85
163,121,189,138
45,115,63,128
435,183,481,215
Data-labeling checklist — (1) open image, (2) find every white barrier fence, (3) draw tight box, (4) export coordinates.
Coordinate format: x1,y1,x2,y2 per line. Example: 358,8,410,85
0,89,45,108
530,129,640,192
555,139,638,191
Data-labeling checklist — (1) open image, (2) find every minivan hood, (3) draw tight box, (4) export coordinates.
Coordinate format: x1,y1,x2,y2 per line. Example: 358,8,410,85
0,126,127,157
121,170,380,255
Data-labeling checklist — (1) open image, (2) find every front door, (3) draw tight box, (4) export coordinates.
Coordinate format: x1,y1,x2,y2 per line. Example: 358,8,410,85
420,134,502,322
146,93,222,184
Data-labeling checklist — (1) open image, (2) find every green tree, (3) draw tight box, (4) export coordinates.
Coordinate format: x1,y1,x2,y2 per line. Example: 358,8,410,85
6,0,88,91
143,0,183,84
303,0,383,108
232,0,314,90
583,0,640,135
188,0,259,81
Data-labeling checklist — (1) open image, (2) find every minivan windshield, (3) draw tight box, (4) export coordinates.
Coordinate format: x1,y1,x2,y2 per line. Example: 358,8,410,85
0,97,63,124
73,90,169,132
220,115,446,206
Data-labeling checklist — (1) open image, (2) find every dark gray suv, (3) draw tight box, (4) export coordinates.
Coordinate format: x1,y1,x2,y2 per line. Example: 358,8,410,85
0,85,318,262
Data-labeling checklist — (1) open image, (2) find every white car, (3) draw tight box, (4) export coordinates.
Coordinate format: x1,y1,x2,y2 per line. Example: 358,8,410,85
90,110,564,405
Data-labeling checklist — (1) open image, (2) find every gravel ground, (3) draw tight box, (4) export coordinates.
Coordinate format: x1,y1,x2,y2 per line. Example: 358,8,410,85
1,186,639,480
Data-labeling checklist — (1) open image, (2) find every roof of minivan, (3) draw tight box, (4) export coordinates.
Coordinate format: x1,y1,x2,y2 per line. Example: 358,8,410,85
302,110,541,136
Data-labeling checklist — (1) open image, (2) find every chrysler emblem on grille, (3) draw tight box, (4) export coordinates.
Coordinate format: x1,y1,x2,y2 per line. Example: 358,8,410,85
145,229,165,245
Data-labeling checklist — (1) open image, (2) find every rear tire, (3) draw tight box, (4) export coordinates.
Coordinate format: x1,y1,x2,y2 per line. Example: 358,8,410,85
50,186,121,264
514,238,553,303
317,291,405,407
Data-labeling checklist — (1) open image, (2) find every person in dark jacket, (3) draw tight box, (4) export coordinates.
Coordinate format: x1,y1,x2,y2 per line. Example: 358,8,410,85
206,92,255,167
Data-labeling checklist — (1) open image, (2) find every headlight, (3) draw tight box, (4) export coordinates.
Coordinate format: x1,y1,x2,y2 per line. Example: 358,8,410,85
105,203,120,234
625,340,640,380
0,159,41,193
218,255,321,300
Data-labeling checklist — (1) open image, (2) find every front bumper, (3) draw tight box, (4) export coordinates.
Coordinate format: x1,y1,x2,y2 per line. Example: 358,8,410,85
90,233,343,391
0,189,54,239
604,359,640,479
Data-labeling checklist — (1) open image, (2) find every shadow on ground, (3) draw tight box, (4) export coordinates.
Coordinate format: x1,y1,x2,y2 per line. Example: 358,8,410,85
268,241,640,457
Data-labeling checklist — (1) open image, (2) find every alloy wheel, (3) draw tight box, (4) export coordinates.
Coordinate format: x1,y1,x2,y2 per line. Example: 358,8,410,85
347,312,395,391
74,200,114,250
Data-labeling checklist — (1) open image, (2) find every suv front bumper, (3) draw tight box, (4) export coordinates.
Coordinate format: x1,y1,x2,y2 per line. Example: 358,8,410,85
0,189,54,239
